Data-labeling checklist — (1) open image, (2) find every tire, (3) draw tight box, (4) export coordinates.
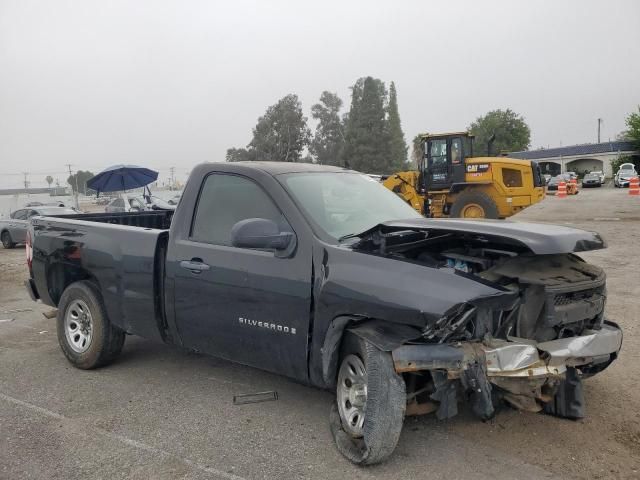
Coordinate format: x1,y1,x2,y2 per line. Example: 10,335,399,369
329,332,406,465
1,231,16,249
450,191,500,219
57,281,125,369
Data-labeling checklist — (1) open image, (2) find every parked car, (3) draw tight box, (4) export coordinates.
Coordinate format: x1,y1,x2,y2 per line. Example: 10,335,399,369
105,194,175,212
546,175,569,191
590,170,606,185
26,162,622,465
543,174,552,185
614,164,638,188
582,172,602,188
1,206,77,248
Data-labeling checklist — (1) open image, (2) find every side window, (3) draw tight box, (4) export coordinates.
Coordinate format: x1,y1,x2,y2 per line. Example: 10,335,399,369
113,198,125,208
502,168,523,188
27,210,39,218
191,174,287,247
451,138,463,165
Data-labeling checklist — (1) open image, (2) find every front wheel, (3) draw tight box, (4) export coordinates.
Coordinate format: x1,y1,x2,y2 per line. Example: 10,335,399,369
57,281,125,369
330,332,406,465
1,231,16,249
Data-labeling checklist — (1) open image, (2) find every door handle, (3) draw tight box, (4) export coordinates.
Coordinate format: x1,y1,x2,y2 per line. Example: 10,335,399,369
180,259,210,273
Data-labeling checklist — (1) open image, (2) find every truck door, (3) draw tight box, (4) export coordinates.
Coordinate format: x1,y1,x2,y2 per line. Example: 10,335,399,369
168,173,312,381
425,136,466,190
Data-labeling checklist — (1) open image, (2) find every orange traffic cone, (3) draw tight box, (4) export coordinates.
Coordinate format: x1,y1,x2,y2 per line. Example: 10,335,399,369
571,177,578,192
630,176,639,196
557,181,567,198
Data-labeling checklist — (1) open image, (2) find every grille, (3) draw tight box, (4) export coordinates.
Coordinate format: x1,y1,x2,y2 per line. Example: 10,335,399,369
553,289,599,306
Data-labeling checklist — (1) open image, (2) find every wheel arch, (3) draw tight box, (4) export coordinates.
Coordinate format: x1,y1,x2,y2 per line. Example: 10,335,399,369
321,315,422,387
47,263,100,306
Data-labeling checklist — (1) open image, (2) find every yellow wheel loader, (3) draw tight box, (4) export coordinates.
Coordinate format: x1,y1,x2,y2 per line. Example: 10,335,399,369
382,132,545,219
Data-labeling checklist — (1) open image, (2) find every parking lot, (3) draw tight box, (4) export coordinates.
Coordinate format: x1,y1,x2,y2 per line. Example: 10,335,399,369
1,186,639,480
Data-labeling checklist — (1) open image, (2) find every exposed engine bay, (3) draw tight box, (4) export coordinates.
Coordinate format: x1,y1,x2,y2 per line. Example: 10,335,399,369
349,225,621,420
352,227,606,343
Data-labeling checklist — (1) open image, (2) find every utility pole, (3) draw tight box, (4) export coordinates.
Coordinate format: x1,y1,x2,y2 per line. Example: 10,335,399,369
65,163,80,209
597,118,603,144
169,167,175,191
22,172,29,190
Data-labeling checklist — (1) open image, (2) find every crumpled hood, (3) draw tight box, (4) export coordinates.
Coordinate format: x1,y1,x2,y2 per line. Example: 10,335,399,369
362,218,606,255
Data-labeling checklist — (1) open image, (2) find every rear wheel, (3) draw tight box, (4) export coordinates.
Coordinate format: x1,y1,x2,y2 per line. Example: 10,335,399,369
450,191,500,219
57,281,125,369
1,231,16,249
330,332,406,465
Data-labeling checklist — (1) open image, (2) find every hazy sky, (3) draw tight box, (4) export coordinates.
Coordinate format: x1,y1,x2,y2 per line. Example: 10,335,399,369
1,0,639,188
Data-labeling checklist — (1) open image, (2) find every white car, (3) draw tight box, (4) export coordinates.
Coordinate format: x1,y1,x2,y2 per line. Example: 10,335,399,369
614,163,638,188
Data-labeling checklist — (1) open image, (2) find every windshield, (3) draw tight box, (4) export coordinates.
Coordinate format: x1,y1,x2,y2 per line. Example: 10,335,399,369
281,172,422,240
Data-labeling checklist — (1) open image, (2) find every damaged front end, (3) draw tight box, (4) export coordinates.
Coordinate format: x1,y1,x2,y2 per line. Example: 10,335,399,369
348,221,623,421
393,322,621,420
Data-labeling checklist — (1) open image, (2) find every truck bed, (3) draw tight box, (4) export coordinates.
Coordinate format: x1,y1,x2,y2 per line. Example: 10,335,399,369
29,211,172,341
51,210,173,229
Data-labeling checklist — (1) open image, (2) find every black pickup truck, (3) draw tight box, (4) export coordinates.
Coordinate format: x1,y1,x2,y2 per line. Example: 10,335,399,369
26,162,622,465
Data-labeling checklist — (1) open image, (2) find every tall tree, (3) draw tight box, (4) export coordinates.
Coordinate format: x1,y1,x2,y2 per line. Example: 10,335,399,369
309,91,345,166
67,170,95,195
45,175,54,188
226,147,254,162
467,109,531,156
249,94,311,162
387,82,408,170
226,94,310,162
623,106,640,149
409,134,424,170
342,76,393,173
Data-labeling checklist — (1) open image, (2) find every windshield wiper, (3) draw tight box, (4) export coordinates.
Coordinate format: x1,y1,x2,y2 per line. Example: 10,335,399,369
338,232,362,242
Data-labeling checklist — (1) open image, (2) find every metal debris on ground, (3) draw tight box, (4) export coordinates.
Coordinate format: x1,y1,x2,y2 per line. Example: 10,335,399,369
42,309,58,319
233,391,278,405
0,318,15,323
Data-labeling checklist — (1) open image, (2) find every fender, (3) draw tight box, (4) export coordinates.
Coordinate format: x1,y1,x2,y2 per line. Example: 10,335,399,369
320,316,422,387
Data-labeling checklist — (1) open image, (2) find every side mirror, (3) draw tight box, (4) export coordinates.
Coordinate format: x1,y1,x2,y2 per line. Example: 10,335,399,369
231,218,293,251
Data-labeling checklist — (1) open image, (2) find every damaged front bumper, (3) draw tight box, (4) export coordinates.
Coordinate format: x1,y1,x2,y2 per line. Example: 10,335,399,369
393,321,622,420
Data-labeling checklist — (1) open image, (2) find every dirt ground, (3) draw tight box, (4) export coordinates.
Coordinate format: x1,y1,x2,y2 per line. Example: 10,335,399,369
0,186,639,479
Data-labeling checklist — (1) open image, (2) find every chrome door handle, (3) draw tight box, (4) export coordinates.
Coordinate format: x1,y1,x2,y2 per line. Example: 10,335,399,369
180,260,210,273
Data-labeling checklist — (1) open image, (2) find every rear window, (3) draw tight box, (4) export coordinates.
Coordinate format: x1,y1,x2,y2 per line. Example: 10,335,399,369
502,168,523,188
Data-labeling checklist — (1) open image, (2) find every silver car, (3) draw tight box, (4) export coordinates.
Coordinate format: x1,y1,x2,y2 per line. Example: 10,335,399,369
1,206,77,248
